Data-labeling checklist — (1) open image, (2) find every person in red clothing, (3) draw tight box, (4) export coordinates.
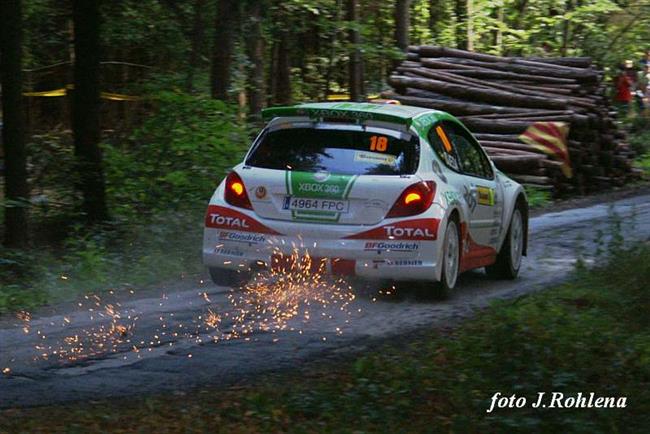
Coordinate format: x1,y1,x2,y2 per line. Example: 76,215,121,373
614,63,634,117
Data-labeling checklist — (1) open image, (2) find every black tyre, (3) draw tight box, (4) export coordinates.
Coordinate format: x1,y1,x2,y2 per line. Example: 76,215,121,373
486,206,525,279
434,217,460,299
208,267,250,287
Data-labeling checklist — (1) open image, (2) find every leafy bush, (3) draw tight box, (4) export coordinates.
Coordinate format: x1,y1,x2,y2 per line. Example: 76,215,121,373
0,209,204,313
524,186,552,208
1,91,248,312
104,91,250,217
626,116,650,157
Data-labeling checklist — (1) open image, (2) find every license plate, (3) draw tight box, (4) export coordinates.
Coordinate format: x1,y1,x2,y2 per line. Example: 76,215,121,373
283,196,349,213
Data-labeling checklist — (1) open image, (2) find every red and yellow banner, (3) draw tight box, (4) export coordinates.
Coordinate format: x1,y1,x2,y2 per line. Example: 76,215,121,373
519,121,572,178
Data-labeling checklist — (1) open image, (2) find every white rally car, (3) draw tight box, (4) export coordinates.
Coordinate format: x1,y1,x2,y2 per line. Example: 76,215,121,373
203,102,528,295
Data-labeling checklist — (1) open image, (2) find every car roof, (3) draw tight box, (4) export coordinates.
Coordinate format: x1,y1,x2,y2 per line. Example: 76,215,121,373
261,102,457,133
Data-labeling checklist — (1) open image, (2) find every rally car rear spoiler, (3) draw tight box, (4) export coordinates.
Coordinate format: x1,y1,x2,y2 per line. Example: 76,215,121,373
262,105,414,128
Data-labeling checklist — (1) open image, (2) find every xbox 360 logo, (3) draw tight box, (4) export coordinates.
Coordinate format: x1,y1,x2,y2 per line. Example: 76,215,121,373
298,183,340,194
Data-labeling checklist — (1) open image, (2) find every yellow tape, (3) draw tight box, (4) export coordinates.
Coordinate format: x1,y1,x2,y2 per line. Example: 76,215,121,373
326,94,350,101
326,93,382,101
101,92,140,101
23,88,67,97
23,86,139,101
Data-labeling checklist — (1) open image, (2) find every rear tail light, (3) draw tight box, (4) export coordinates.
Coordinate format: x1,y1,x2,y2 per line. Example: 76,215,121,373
224,171,253,210
386,181,436,218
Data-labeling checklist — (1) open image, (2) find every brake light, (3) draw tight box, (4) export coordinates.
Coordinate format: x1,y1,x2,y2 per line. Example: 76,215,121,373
224,172,253,210
386,181,436,218
404,192,421,204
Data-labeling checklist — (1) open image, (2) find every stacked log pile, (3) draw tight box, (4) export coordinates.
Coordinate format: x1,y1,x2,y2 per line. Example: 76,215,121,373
382,46,638,194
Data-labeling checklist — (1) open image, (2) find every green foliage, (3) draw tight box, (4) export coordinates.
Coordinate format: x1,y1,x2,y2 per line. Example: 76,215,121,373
4,245,649,432
408,0,650,71
627,116,650,155
0,209,204,313
103,90,249,217
524,186,552,208
624,116,650,176
0,250,48,313
635,152,650,176
22,0,70,69
101,0,191,71
26,131,78,214
1,89,249,312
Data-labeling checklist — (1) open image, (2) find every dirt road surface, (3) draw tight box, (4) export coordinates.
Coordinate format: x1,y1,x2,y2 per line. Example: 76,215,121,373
1,192,649,409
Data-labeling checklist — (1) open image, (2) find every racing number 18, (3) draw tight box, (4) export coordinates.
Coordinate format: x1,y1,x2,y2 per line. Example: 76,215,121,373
369,135,388,152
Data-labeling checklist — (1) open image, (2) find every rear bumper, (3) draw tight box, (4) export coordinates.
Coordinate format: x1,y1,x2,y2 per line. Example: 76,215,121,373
202,199,447,281
202,229,441,281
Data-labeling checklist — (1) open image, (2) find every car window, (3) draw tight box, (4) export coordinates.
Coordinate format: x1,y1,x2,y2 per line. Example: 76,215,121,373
245,127,419,176
432,121,493,179
427,124,461,172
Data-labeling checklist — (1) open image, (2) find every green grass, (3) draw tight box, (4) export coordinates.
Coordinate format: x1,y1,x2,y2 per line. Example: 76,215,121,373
2,244,649,433
0,209,205,313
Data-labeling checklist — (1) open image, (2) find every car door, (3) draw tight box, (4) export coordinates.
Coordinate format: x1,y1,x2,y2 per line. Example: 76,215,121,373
443,122,503,249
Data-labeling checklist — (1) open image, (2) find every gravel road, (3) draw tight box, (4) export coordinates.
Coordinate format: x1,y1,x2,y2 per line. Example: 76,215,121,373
1,192,649,409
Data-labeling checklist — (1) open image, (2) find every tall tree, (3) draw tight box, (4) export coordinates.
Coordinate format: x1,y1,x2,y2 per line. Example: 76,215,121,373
347,0,363,101
394,0,411,51
324,0,343,98
561,0,575,56
72,0,109,223
493,4,504,54
245,0,265,119
0,0,29,247
466,0,473,51
275,29,292,105
429,0,439,40
210,0,238,100
454,0,468,50
186,0,207,92
268,2,288,105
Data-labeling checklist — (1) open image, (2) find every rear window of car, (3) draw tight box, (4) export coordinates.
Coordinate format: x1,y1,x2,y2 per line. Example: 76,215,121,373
245,127,419,175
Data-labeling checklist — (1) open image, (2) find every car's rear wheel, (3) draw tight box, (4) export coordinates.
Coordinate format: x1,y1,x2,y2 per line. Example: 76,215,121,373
486,206,524,279
435,218,460,299
208,267,250,287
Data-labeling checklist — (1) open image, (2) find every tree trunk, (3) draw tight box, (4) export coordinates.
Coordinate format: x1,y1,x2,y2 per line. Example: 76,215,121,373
72,0,109,223
210,0,238,100
429,0,443,40
466,0,474,51
394,0,411,52
454,0,467,50
511,0,529,33
561,0,574,57
493,5,503,54
324,0,343,98
245,0,265,119
0,0,29,247
347,0,363,101
268,40,279,105
186,0,207,92
275,30,292,105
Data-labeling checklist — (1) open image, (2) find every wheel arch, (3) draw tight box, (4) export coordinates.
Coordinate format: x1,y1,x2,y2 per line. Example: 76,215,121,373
497,187,529,256
516,193,529,256
434,205,464,282
448,207,464,261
